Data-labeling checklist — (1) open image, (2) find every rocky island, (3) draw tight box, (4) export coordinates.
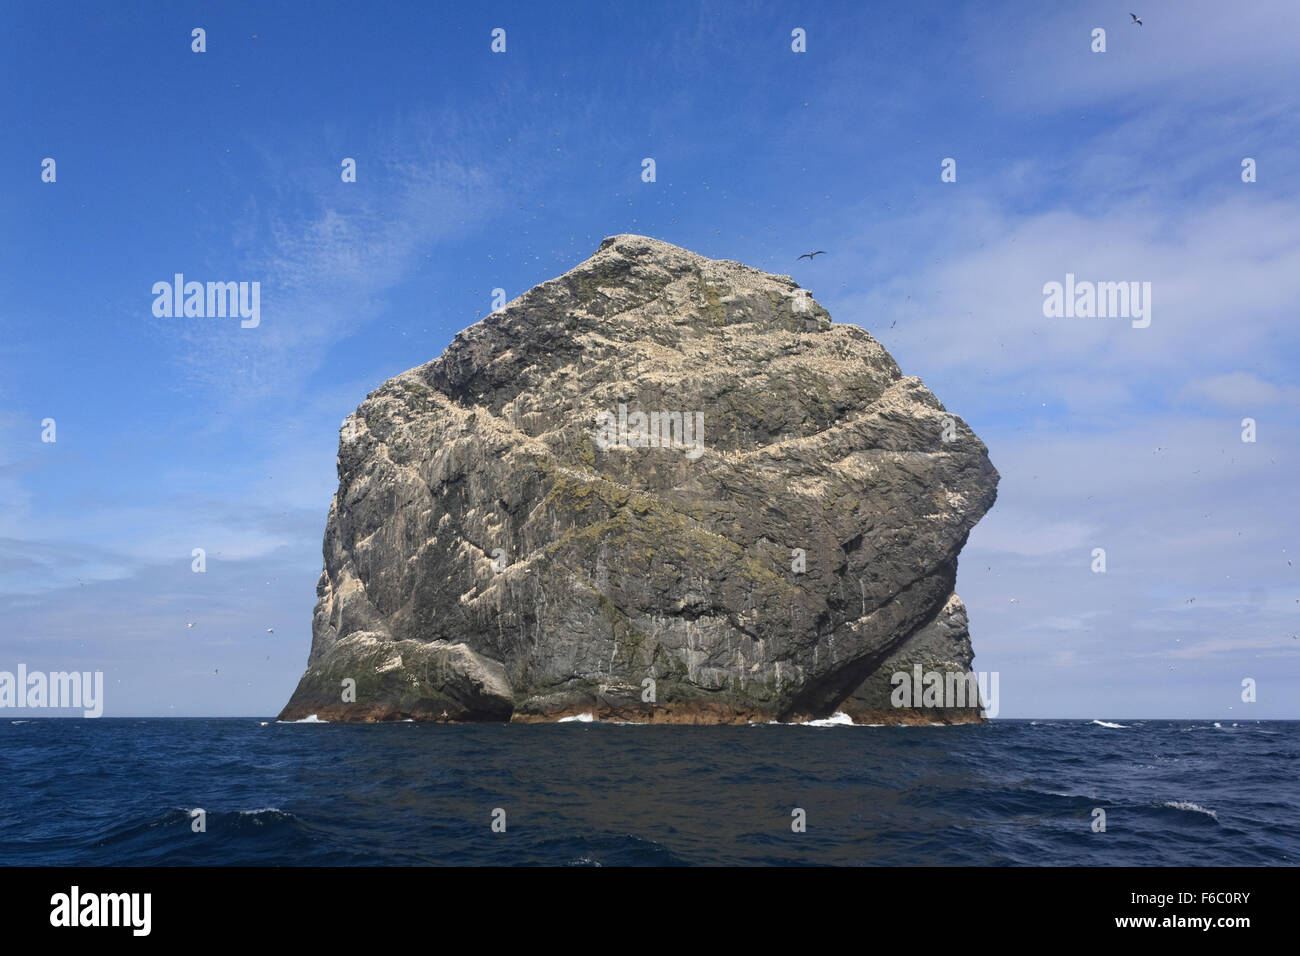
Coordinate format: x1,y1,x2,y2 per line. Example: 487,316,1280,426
278,235,998,724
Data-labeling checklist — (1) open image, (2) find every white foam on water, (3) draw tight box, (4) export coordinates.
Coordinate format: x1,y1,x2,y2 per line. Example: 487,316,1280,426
558,713,594,723
277,714,328,723
756,712,869,727
1163,801,1218,820
803,711,855,727
1090,719,1128,728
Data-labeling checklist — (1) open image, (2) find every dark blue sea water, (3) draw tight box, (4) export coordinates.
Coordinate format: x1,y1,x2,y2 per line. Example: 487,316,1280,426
1,718,1295,866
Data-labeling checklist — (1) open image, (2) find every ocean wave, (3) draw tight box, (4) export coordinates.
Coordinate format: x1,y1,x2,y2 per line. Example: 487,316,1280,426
54,805,309,862
1090,720,1128,729
1178,723,1248,732
1162,800,1218,820
803,712,855,727
166,805,295,820
235,808,293,824
277,714,329,723
757,712,863,727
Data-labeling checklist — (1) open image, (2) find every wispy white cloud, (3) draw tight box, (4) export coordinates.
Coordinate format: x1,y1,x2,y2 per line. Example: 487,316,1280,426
1177,372,1300,409
965,0,1300,112
168,114,517,406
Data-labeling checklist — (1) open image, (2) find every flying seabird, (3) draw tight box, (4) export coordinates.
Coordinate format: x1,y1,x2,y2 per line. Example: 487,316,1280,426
1130,13,1142,25
797,251,827,261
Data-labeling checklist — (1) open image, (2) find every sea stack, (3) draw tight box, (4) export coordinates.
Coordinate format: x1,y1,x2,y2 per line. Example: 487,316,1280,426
279,235,999,724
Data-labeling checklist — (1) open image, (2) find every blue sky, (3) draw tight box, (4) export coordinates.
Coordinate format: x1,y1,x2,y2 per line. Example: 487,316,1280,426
2,0,1297,718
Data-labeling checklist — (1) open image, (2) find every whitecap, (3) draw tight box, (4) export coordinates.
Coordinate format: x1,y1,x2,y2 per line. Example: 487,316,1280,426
1163,801,1218,820
277,714,329,723
804,712,855,727
1090,719,1128,728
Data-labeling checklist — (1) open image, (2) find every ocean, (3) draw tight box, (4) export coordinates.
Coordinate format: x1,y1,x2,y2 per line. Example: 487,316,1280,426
1,718,1295,866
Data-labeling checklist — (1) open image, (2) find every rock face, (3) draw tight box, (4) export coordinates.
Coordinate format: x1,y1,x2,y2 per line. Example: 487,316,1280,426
278,235,998,724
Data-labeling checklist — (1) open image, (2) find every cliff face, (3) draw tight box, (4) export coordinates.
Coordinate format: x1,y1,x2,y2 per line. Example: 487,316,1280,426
278,235,998,724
